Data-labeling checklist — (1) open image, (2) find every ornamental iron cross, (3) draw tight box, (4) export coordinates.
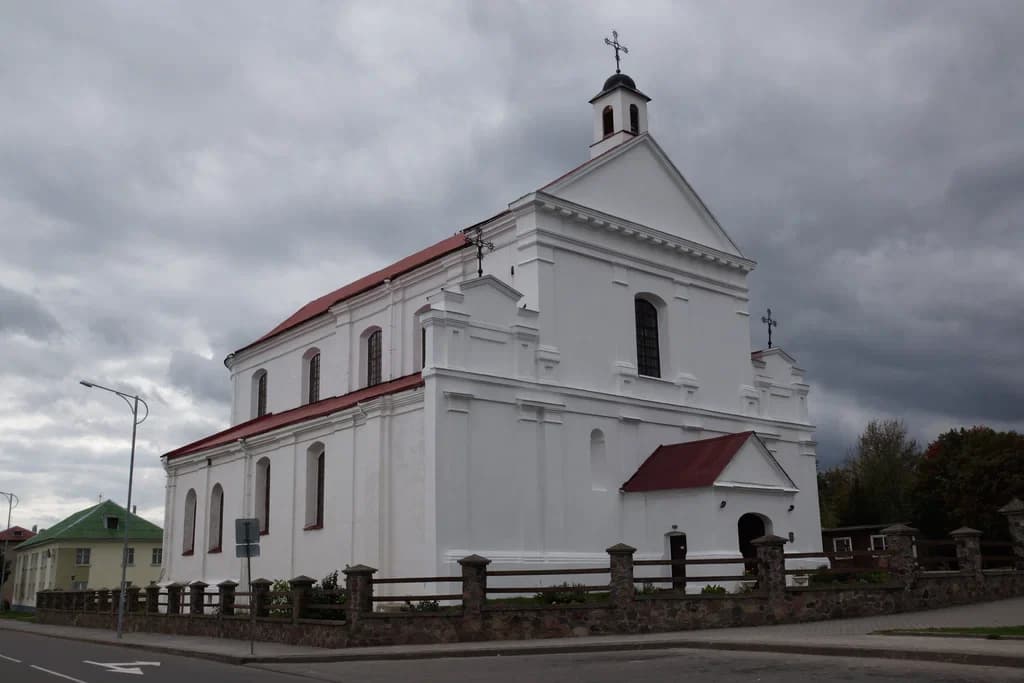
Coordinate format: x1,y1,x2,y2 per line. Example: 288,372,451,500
761,308,779,349
604,30,629,74
468,228,494,278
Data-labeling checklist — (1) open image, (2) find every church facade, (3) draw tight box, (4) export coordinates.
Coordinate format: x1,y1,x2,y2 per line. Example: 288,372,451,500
161,71,823,590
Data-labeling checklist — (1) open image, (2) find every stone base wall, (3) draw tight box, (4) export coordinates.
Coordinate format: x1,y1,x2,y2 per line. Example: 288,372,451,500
36,571,1024,649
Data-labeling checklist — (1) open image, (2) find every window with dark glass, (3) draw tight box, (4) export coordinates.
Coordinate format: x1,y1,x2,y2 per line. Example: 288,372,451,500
209,484,224,552
256,372,267,417
420,327,427,370
602,106,614,137
183,489,197,554
307,352,320,403
316,451,325,528
367,330,382,386
635,298,661,378
629,104,639,134
261,461,271,533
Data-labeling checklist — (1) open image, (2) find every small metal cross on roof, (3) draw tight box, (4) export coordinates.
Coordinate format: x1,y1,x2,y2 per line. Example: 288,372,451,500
761,308,779,349
467,227,494,278
604,30,629,74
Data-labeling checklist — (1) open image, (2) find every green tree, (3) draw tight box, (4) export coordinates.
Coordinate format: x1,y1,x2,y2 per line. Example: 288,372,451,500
913,427,1024,539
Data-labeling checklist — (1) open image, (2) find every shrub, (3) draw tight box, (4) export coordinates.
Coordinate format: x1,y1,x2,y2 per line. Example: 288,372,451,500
535,582,589,605
808,568,891,586
307,570,347,620
400,599,441,612
269,579,291,617
639,581,658,595
701,584,727,595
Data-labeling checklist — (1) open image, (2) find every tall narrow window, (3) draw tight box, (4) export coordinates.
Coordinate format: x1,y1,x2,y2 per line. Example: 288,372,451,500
629,104,639,134
183,489,197,555
255,457,271,534
366,329,382,387
602,105,614,137
305,443,325,529
420,327,427,370
635,298,661,378
303,349,321,404
209,484,224,552
253,370,268,418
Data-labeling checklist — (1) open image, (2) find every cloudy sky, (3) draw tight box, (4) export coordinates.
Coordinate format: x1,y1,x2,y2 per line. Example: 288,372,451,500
1,1,1022,530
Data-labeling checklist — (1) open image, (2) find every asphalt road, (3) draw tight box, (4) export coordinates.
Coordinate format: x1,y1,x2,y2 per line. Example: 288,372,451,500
1,630,1022,682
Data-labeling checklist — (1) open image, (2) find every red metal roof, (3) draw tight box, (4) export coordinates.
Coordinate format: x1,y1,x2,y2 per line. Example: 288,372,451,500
620,432,756,493
0,526,36,542
164,373,424,460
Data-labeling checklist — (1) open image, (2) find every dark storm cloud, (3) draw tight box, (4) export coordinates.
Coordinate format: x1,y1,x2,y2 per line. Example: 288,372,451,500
1,0,1022,524
0,286,61,340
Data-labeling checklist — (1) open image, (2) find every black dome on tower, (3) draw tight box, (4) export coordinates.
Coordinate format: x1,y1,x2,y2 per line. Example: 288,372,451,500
603,72,637,91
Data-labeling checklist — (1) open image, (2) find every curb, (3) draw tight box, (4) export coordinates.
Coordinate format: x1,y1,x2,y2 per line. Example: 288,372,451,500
4,623,1024,670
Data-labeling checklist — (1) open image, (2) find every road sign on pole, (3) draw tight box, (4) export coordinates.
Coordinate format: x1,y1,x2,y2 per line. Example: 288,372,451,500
234,517,260,656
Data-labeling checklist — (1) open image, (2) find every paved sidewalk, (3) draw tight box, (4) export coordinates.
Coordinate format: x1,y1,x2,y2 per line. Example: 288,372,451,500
2,597,1023,669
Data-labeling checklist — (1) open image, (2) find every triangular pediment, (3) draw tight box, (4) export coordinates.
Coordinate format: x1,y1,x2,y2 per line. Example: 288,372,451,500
714,437,798,493
542,135,742,256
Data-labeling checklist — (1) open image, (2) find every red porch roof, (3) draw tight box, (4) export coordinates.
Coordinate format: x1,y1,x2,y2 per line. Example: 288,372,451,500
0,526,36,543
164,373,424,460
621,432,756,493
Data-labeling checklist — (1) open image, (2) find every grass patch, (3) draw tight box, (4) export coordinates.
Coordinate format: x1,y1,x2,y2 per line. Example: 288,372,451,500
0,611,36,622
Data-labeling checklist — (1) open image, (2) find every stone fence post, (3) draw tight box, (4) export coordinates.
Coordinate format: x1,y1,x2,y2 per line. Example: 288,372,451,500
189,581,208,615
999,498,1024,571
289,575,315,622
459,554,491,618
145,583,160,614
752,535,787,600
218,580,238,616
250,578,272,618
607,543,637,608
881,524,918,587
166,582,184,615
951,527,983,580
343,565,377,625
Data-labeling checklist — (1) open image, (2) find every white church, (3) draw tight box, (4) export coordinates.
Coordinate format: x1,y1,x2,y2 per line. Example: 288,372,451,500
161,66,823,589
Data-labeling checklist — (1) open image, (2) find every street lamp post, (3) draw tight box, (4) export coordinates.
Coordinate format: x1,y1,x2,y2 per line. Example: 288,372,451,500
0,491,19,608
80,380,149,639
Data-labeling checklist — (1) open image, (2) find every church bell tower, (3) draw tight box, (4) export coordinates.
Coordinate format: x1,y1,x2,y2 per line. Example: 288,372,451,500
590,31,651,158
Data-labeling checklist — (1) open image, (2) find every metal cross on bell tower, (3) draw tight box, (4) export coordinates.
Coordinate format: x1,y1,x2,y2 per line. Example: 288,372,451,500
467,227,494,278
761,308,779,349
604,30,629,74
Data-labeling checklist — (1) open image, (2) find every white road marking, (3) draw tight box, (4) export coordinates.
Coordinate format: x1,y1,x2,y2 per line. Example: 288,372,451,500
0,653,23,663
29,665,89,683
83,660,161,676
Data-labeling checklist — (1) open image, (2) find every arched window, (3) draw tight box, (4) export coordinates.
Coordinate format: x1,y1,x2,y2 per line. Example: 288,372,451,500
602,106,614,137
305,443,325,529
252,370,268,418
209,484,224,552
302,348,321,404
420,327,427,370
414,305,431,371
629,104,639,134
255,458,271,535
364,328,382,387
635,297,662,378
590,429,608,491
182,489,197,555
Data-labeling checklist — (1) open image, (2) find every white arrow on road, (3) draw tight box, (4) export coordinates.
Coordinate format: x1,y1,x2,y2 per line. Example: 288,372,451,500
83,661,161,676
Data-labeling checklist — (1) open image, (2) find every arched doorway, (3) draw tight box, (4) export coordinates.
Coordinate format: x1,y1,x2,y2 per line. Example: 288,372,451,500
737,513,768,562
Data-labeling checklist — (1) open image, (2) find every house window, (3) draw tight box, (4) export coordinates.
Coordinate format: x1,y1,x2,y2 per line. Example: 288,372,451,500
255,457,271,534
870,534,887,552
303,349,321,404
209,484,224,552
123,547,135,566
366,329,382,387
183,489,197,555
151,548,163,566
629,104,639,134
253,370,268,418
305,443,325,530
104,515,119,530
832,536,853,558
75,548,91,566
602,105,614,137
634,297,662,378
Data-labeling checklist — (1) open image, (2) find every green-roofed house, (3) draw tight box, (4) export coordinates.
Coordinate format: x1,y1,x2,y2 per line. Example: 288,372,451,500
11,500,164,609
